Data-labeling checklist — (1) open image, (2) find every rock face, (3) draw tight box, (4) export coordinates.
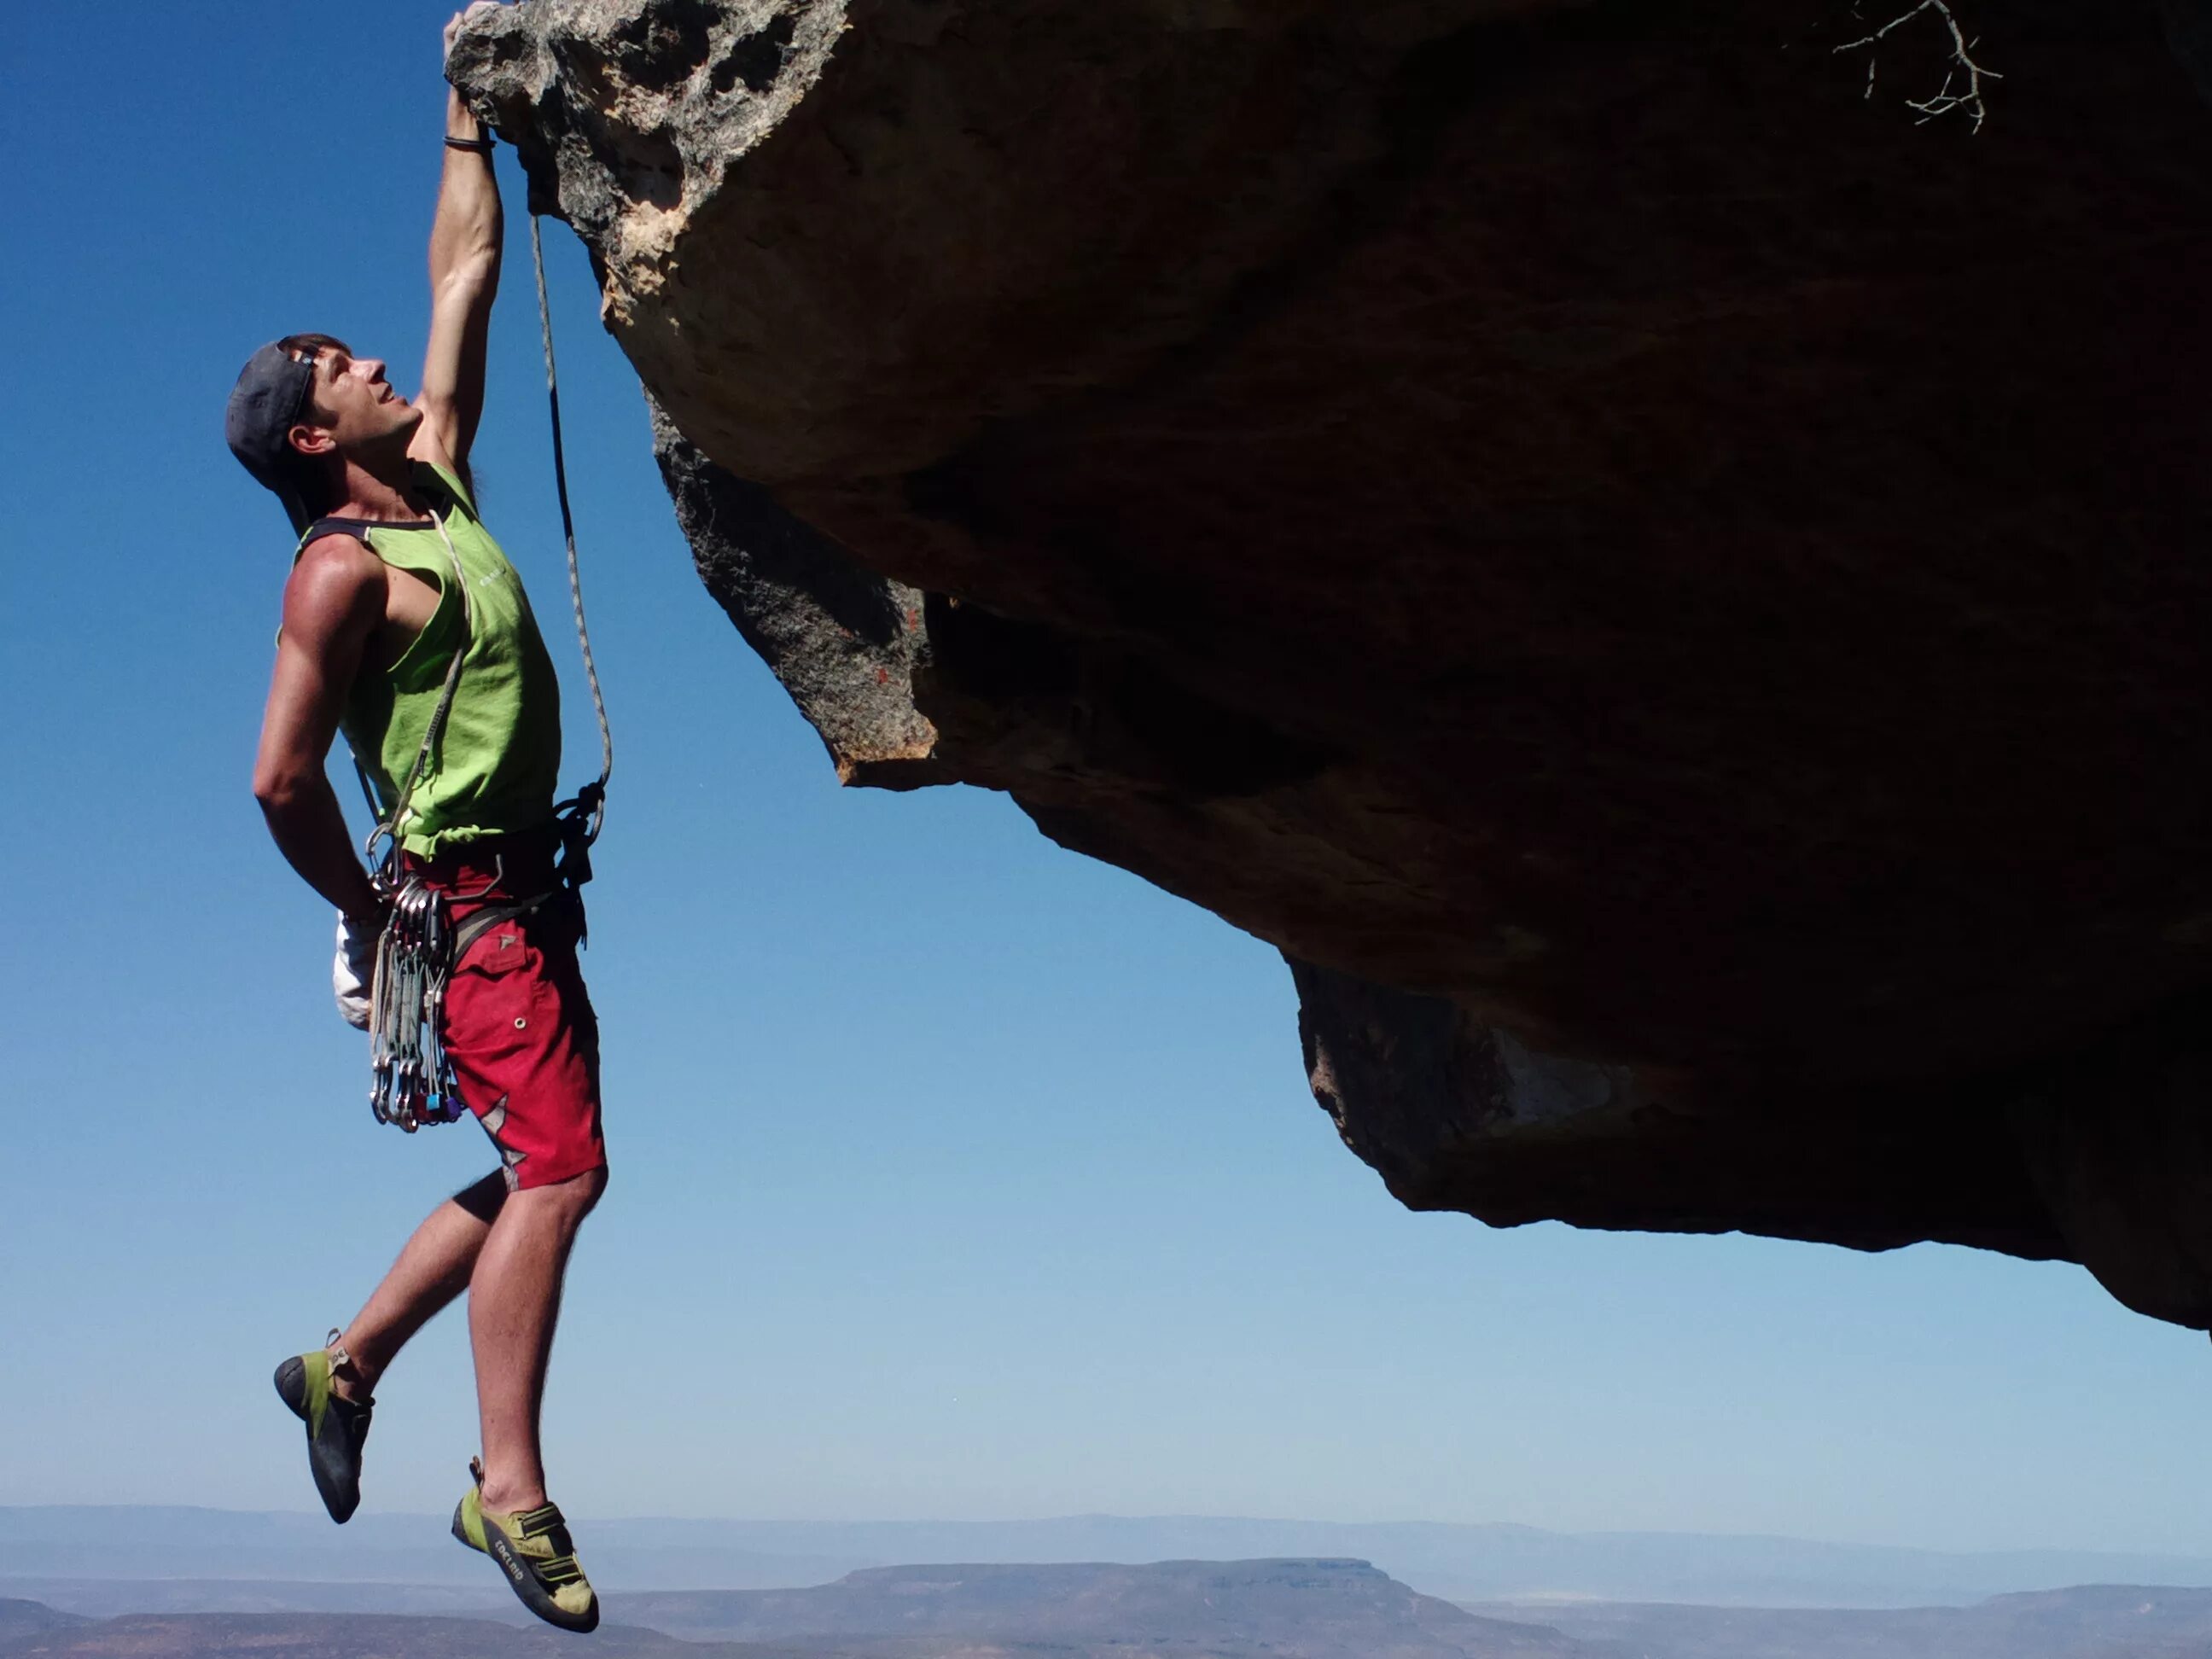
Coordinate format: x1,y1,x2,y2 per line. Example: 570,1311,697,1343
453,0,2212,1326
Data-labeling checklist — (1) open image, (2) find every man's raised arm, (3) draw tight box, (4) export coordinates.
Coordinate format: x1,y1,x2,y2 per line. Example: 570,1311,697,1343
415,4,506,484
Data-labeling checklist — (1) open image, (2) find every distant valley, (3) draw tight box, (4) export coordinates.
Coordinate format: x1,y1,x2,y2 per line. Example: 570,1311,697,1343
15,1563,2212,1659
1475,1585,2212,1659
0,1604,827,1659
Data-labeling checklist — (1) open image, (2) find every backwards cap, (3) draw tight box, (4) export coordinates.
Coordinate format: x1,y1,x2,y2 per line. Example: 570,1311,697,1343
224,341,320,534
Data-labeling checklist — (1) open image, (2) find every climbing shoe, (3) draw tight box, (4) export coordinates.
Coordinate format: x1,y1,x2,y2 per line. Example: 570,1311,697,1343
272,1331,373,1524
451,1458,600,1633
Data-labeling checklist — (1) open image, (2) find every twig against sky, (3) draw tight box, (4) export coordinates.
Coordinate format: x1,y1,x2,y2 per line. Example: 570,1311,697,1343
1833,0,2001,132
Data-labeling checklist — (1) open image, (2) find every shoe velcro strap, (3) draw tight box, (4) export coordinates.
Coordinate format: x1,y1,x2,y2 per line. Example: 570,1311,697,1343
514,1506,573,1553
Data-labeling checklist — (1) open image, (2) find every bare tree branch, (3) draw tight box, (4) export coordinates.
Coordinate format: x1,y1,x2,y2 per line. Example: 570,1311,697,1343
1833,0,2001,132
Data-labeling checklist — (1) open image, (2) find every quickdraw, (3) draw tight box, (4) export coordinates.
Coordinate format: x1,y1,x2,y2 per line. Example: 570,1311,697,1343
370,878,468,1132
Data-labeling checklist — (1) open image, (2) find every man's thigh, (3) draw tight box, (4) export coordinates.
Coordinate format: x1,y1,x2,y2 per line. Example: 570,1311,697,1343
442,899,606,1191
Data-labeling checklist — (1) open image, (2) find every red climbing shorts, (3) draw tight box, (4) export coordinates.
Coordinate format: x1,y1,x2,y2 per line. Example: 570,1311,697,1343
403,828,607,1191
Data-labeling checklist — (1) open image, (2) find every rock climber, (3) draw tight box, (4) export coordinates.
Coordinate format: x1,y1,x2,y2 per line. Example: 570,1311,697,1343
224,4,603,1633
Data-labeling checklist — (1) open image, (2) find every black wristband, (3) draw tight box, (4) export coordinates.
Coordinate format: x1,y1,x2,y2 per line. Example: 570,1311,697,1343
445,133,495,154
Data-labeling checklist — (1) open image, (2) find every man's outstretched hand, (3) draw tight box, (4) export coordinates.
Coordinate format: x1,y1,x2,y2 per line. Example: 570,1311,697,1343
444,2,504,63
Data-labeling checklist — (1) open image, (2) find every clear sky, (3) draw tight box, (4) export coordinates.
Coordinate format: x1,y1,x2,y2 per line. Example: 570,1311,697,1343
4,2,2211,1557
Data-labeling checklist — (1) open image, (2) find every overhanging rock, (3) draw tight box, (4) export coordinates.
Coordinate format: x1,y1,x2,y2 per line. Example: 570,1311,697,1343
454,0,2212,1327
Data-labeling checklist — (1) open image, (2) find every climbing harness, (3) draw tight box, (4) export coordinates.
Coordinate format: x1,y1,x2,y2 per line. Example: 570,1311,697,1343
356,201,613,1133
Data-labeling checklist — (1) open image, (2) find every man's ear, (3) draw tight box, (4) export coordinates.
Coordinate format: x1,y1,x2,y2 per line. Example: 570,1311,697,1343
288,422,336,458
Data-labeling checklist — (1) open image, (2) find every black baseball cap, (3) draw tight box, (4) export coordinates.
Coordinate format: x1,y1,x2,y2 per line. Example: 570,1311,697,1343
225,339,323,533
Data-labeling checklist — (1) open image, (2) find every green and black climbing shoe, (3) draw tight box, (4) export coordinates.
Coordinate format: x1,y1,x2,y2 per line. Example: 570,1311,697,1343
272,1331,373,1524
451,1458,599,1633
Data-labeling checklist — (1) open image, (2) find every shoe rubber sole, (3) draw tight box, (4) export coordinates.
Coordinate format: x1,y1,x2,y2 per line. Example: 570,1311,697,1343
452,1481,599,1633
273,1351,365,1525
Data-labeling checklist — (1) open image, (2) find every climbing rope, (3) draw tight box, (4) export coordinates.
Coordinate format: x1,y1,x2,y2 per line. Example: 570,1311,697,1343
531,212,613,849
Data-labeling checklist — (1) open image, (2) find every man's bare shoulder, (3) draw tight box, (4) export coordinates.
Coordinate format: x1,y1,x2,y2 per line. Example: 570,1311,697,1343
282,533,387,644
288,530,383,596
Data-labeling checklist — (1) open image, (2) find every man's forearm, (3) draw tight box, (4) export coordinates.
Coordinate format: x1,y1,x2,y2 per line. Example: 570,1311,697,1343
259,775,387,926
430,85,502,293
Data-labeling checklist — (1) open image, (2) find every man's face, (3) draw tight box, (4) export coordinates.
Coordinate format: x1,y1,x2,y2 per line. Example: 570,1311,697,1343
287,344,422,461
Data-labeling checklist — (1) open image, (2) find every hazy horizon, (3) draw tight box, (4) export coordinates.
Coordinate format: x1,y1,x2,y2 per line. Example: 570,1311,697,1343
26,1566,2212,1659
11,1505,2212,1615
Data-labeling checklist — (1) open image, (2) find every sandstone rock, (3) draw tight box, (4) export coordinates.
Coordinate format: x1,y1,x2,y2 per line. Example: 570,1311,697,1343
651,394,940,784
454,0,2212,1325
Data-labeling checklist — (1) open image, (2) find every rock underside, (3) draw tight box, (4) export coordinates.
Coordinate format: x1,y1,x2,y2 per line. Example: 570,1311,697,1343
452,0,2212,1327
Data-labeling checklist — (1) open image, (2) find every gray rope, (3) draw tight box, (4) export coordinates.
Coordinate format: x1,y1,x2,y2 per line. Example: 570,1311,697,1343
530,212,614,843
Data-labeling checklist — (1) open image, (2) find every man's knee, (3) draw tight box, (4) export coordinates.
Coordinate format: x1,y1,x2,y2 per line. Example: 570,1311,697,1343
535,1163,607,1225
569,1163,608,1216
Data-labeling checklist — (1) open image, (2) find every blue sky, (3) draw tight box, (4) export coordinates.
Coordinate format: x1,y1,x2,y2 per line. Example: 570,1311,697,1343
4,2,2211,1557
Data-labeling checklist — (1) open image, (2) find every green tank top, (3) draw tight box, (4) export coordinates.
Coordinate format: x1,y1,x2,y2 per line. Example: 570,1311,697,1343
299,462,562,859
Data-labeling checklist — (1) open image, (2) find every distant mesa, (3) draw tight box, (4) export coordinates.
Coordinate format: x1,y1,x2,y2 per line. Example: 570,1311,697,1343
614,1556,1557,1652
